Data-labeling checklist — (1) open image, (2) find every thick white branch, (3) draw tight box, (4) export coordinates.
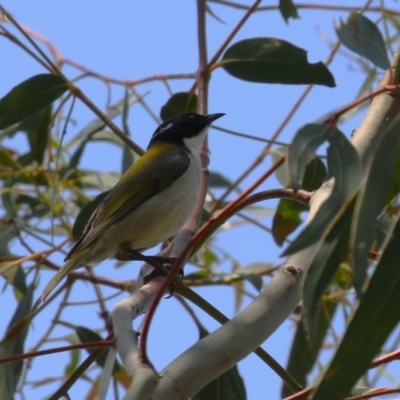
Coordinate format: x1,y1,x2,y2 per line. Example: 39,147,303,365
154,266,302,399
113,278,165,400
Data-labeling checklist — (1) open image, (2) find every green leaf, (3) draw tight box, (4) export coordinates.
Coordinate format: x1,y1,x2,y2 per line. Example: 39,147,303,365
288,124,334,191
75,326,119,372
160,92,198,121
282,302,336,399
270,147,290,187
72,191,110,240
336,12,390,70
0,74,68,129
65,349,80,376
203,248,219,268
209,171,233,188
121,88,137,174
12,266,28,296
221,38,335,87
312,215,400,400
0,280,33,400
386,149,400,203
184,269,210,280
272,200,306,246
235,262,272,291
272,157,327,246
283,124,362,256
351,116,400,293
122,144,138,174
279,0,299,23
26,106,51,165
301,157,327,192
193,364,246,400
303,201,354,341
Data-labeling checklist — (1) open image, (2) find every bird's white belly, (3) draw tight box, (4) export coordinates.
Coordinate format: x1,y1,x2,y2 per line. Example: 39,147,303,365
100,152,202,253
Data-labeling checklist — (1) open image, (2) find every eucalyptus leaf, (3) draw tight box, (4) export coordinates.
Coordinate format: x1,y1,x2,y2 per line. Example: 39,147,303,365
303,202,354,342
282,302,336,398
351,116,400,293
312,216,400,400
160,92,198,121
75,326,119,372
222,38,335,87
283,125,362,256
336,12,389,70
0,280,33,400
0,74,68,129
279,0,299,23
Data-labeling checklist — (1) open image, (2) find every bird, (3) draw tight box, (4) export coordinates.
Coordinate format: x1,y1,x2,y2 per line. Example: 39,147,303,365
32,112,225,313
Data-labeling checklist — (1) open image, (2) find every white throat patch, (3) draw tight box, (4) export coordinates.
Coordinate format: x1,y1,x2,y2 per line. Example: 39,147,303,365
183,127,208,152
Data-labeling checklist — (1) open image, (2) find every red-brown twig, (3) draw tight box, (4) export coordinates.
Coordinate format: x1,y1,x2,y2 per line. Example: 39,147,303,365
0,341,112,366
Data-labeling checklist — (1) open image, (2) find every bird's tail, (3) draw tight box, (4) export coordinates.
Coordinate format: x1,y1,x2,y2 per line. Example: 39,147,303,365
31,248,90,315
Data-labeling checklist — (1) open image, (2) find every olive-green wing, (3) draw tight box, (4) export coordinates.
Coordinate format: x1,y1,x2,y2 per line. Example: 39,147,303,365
66,145,190,259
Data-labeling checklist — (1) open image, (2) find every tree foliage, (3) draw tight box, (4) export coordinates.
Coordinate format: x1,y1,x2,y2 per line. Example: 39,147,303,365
1,2,400,400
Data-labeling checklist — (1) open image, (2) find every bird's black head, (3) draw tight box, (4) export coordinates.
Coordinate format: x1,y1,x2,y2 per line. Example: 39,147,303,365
148,113,225,150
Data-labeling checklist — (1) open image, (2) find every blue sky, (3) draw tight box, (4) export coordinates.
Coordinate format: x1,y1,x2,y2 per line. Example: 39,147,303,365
0,1,389,399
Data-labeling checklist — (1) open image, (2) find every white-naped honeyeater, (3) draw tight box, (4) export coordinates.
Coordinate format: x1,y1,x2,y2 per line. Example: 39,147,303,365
31,112,225,313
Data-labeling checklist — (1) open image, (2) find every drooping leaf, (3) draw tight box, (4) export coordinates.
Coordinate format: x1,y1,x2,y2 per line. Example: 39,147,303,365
351,116,400,293
312,215,400,400
301,157,327,192
203,248,219,269
12,265,28,297
283,124,362,256
209,171,233,188
272,200,307,246
272,157,327,246
0,74,68,129
160,92,198,121
281,302,336,399
72,191,110,240
0,279,33,400
193,363,246,400
25,106,51,165
121,87,138,174
65,349,80,376
221,38,335,87
335,12,390,70
270,147,290,187
75,326,119,372
288,124,334,191
122,144,138,175
385,149,400,203
303,201,354,341
279,0,299,23
235,262,272,292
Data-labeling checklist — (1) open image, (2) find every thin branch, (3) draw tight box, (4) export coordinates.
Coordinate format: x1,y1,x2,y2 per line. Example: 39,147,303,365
0,341,112,366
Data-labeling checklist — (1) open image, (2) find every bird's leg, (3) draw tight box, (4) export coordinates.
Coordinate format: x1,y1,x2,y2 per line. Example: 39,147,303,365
116,246,183,296
116,246,179,274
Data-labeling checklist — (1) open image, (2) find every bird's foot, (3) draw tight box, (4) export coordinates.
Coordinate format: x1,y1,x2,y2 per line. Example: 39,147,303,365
143,265,184,298
116,247,183,295
116,247,180,274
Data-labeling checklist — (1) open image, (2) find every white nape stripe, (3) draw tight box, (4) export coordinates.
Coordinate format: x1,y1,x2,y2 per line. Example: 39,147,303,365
156,123,173,134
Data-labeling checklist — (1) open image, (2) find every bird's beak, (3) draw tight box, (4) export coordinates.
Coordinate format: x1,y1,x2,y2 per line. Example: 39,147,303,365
206,113,225,124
